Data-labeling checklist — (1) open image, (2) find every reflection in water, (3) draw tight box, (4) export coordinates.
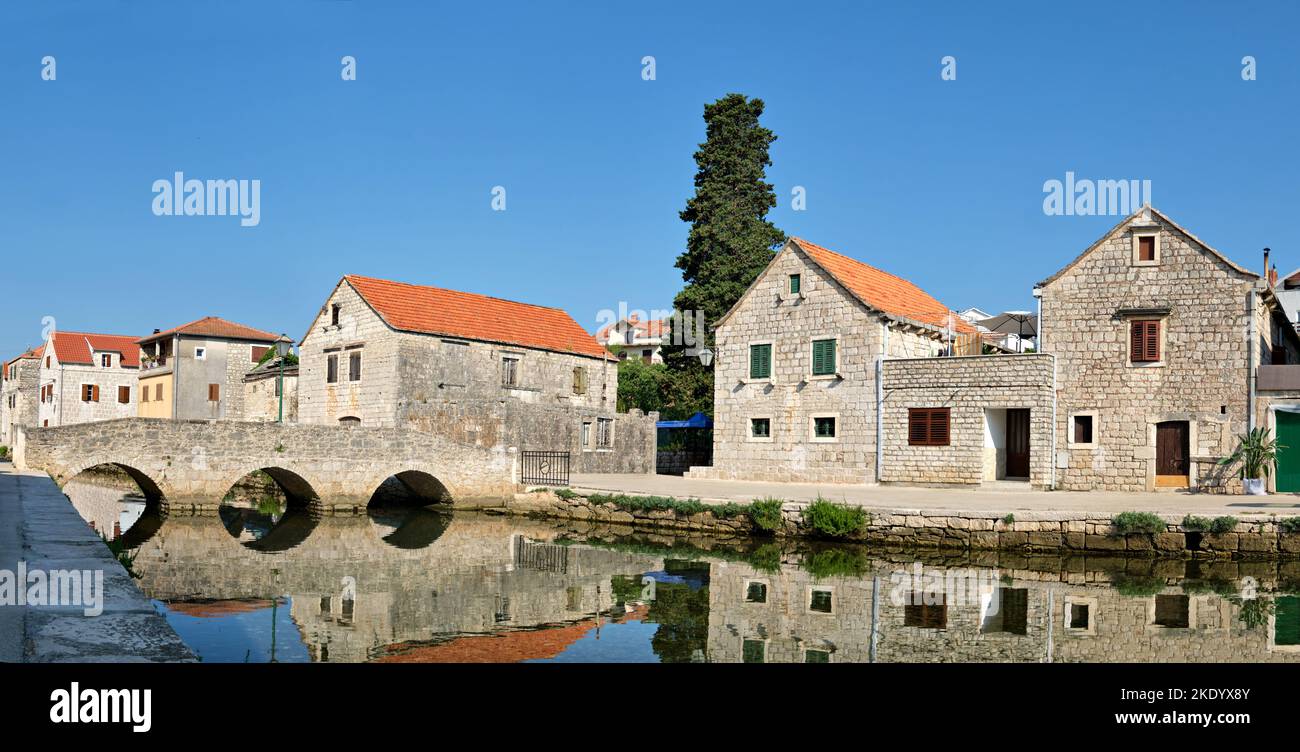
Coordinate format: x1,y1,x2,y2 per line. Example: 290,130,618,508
54,479,1300,663
63,470,148,541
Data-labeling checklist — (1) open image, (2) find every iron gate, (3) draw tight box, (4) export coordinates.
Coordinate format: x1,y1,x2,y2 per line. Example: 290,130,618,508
521,450,570,486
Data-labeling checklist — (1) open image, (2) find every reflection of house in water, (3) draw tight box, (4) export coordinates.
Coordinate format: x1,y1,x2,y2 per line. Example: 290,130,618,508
706,560,1300,663
62,468,147,541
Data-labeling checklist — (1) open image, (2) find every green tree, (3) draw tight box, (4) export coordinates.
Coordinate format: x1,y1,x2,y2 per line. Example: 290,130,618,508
663,93,785,416
616,358,671,414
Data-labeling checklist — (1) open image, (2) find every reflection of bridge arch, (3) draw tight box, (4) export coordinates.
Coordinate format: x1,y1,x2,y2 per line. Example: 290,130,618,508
60,459,169,505
219,464,321,508
368,469,452,507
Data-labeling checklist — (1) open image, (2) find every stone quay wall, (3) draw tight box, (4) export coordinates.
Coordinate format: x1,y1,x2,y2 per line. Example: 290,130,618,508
505,489,1300,558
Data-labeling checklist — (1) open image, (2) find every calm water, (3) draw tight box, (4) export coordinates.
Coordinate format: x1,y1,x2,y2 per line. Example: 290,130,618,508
63,475,1300,663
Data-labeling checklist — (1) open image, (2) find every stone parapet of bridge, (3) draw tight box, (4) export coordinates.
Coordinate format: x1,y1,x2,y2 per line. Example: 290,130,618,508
17,418,518,510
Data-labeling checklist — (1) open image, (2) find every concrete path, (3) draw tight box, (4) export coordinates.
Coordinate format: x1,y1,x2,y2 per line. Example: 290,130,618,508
570,473,1300,517
0,462,194,662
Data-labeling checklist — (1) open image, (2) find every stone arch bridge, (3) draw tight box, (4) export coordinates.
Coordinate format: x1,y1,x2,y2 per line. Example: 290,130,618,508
15,418,519,511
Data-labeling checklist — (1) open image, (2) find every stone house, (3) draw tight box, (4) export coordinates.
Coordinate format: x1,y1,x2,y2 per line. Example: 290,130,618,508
36,331,141,427
691,237,1058,487
297,274,655,473
241,356,299,422
137,316,288,421
1040,205,1300,492
596,314,670,363
1,346,43,448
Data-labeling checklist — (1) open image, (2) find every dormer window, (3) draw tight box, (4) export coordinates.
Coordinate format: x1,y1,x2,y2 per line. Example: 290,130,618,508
100,353,111,368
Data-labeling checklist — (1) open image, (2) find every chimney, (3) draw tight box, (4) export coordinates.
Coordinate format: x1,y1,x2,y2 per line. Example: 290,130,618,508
1264,247,1271,285
152,328,160,334
1270,265,1279,288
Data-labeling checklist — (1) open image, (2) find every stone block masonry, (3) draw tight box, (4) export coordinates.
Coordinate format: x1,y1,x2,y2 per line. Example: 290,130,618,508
880,354,1056,489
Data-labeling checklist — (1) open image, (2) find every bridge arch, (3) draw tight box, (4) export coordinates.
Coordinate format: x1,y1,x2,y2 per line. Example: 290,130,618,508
60,460,168,505
218,465,321,509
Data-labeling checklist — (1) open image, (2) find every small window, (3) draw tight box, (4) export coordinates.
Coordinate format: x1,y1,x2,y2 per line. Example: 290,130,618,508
573,367,587,395
154,383,163,401
1073,414,1093,444
339,416,361,426
750,417,770,438
596,417,613,448
904,596,947,629
1130,320,1161,363
1138,235,1155,261
745,581,767,603
789,274,801,295
81,384,98,402
804,649,831,664
809,588,834,614
208,383,220,402
348,351,362,382
100,353,111,367
502,356,519,387
117,386,130,404
811,338,837,376
813,416,836,439
1066,601,1092,630
194,347,206,360
581,421,592,448
742,639,766,664
749,343,771,380
331,303,341,326
1153,594,1190,628
908,408,951,446
326,353,339,383
45,356,50,368
140,386,149,403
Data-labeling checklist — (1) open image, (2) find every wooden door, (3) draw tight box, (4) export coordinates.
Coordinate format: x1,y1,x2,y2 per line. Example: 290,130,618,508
1005,409,1030,478
1155,421,1190,480
1275,412,1300,492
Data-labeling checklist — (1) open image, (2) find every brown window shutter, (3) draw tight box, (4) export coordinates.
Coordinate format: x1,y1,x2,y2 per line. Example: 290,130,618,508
1138,236,1154,261
92,385,100,402
1147,321,1160,361
118,386,129,404
209,383,220,401
931,409,950,444
908,409,929,445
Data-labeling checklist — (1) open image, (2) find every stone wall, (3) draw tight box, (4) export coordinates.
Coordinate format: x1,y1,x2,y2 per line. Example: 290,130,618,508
880,354,1056,488
242,370,299,422
1,356,39,446
1041,210,1264,492
39,361,138,427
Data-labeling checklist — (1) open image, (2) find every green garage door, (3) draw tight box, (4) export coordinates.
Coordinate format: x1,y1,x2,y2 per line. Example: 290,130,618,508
1275,411,1300,493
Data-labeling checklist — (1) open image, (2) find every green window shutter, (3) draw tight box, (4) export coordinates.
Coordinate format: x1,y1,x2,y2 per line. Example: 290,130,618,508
790,274,801,294
812,339,836,376
749,344,771,379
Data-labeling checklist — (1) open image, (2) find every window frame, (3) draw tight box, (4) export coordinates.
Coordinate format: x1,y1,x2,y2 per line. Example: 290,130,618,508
1068,410,1098,448
807,585,835,615
326,352,339,384
595,417,614,449
1132,231,1161,266
1128,318,1163,365
347,349,362,382
501,354,521,388
809,335,839,379
748,341,773,381
748,415,773,442
789,273,801,295
572,366,587,395
810,414,839,443
117,385,130,404
194,347,207,361
908,407,951,446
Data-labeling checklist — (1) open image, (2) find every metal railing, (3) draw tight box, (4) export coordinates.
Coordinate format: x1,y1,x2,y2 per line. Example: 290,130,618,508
520,450,570,486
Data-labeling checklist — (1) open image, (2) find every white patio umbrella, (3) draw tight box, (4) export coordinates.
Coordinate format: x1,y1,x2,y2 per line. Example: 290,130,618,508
978,311,1038,350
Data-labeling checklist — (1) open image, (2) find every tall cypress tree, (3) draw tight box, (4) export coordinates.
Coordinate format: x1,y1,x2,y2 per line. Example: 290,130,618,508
662,93,785,417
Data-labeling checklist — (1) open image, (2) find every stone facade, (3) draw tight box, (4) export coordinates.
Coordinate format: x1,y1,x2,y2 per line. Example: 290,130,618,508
1041,207,1298,492
37,340,139,427
881,355,1056,488
241,362,299,422
1,352,40,447
298,277,654,473
139,327,283,421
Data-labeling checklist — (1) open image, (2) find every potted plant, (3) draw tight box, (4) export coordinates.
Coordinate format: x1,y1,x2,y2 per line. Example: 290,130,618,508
1218,427,1282,496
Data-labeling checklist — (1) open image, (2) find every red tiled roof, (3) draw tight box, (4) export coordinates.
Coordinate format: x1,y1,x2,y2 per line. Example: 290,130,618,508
791,238,976,333
596,314,671,342
4,345,43,369
371,619,597,663
49,332,142,367
343,274,611,360
138,316,282,345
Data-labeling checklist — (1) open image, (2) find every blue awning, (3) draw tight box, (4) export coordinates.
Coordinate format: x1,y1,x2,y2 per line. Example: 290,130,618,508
656,411,713,429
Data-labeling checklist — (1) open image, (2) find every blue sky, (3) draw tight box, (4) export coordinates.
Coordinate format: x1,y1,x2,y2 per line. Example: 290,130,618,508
2,0,1298,357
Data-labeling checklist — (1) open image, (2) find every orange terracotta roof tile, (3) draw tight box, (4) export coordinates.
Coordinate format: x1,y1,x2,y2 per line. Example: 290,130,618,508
791,238,976,333
344,274,611,360
596,315,671,342
371,620,597,663
138,316,282,344
49,331,142,368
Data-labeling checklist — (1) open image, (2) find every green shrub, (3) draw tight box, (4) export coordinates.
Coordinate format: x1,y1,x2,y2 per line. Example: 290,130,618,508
1112,511,1164,535
1112,574,1166,597
749,497,785,532
1280,517,1300,534
0,445,9,459
1181,578,1237,596
1235,597,1275,630
1185,515,1238,534
802,498,869,538
1002,513,1015,525
554,487,579,500
801,547,869,579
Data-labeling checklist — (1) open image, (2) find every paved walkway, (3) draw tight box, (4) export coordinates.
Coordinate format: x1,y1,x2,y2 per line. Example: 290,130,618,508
570,473,1300,517
0,462,194,662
